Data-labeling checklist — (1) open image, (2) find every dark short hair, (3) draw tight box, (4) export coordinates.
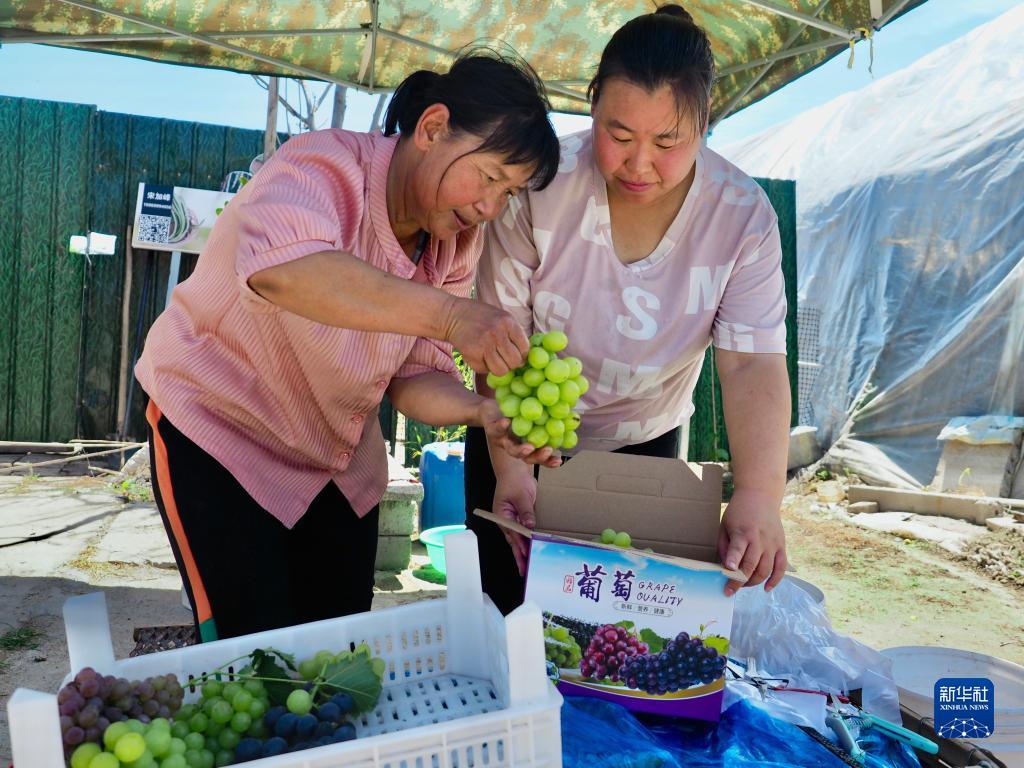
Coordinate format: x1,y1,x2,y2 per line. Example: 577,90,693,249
384,49,560,191
589,4,715,137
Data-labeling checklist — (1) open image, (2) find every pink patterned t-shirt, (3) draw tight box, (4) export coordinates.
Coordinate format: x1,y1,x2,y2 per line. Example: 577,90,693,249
137,129,478,528
476,130,786,453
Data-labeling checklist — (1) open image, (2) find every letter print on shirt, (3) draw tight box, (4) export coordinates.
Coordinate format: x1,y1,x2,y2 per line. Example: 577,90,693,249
709,166,760,207
534,291,571,331
717,322,755,353
611,413,671,443
596,359,663,398
495,257,532,308
559,134,584,174
580,195,611,246
684,265,730,315
499,194,524,229
616,286,660,341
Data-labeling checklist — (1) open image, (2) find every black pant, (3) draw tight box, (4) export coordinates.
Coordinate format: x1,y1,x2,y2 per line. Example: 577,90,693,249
464,426,681,615
147,405,380,640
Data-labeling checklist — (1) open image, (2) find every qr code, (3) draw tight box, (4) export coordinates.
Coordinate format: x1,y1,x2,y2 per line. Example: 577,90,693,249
137,214,170,244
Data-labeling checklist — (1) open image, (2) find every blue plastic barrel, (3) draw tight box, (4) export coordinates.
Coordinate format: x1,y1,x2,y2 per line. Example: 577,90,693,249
418,442,467,531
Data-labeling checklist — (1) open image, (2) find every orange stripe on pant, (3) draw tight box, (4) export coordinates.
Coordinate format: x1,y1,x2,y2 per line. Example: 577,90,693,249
146,401,216,635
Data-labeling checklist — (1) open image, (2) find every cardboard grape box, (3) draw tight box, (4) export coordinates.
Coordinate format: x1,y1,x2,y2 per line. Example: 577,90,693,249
476,450,744,722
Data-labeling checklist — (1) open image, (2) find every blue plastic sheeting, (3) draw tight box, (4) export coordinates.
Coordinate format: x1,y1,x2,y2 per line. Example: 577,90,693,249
561,697,921,768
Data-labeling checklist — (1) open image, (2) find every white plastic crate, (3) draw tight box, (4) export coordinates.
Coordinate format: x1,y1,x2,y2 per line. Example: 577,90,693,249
8,531,563,768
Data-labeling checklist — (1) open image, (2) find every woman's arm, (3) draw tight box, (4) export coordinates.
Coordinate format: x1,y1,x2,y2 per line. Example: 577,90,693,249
249,250,527,374
715,350,790,596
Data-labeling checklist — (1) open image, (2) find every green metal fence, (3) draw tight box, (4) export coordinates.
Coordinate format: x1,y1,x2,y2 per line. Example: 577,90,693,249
0,95,267,441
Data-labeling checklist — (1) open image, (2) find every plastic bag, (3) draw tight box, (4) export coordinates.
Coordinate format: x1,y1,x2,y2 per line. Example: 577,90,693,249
731,578,902,722
561,696,922,768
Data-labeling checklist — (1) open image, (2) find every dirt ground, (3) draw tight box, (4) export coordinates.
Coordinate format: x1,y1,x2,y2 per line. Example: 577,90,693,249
1,472,1022,762
781,493,1024,665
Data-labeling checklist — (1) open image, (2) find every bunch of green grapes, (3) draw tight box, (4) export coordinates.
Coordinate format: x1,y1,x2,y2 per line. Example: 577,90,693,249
488,331,589,451
543,625,582,669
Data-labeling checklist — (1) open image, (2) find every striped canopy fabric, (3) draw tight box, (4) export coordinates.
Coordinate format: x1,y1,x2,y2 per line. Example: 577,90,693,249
1,0,927,123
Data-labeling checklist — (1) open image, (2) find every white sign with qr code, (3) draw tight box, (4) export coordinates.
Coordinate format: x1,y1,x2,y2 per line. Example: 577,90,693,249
132,183,236,255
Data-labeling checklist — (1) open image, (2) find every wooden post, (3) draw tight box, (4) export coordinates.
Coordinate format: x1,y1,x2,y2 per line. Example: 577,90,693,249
264,77,279,161
115,227,134,440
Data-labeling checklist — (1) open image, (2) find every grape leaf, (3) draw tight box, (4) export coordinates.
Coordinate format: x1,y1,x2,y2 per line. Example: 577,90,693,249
639,628,668,654
614,620,635,631
703,635,729,655
249,648,300,706
320,653,384,714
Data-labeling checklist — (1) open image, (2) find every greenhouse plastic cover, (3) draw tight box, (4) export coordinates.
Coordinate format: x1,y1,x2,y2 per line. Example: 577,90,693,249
719,6,1024,487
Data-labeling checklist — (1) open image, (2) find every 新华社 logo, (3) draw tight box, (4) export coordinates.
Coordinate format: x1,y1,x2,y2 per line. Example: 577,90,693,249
934,678,994,739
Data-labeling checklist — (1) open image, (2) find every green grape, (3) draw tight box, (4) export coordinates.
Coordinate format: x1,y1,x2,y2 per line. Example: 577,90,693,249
88,754,119,768
519,397,543,421
205,720,224,738
530,332,544,346
562,430,579,450
314,650,334,667
559,379,580,405
216,728,240,750
614,531,632,548
535,381,559,406
200,681,222,700
184,732,206,750
542,330,568,352
247,698,266,719
510,377,531,397
564,412,582,430
528,346,551,369
204,736,219,754
544,418,564,437
127,719,146,734
526,426,549,448
522,367,546,387
70,743,102,768
150,719,171,732
246,719,267,739
544,359,570,383
114,732,147,762
548,401,570,419
197,750,215,768
242,680,263,697
176,705,197,722
168,737,187,755
486,370,513,388
498,395,522,418
230,689,253,712
564,356,583,378
546,432,564,449
214,750,234,767
104,721,131,750
601,528,617,544
170,721,190,739
574,375,590,395
533,410,549,425
220,683,242,702
230,711,251,733
297,658,320,680
161,756,187,768
183,749,203,768
209,699,233,725
145,728,173,758
511,416,533,437
494,384,511,401
553,627,570,641
286,688,313,716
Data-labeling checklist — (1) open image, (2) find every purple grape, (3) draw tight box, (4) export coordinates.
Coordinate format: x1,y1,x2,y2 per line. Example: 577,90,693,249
63,726,85,746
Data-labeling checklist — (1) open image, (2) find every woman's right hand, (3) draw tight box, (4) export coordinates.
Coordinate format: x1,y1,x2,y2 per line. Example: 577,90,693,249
441,296,529,376
493,474,538,576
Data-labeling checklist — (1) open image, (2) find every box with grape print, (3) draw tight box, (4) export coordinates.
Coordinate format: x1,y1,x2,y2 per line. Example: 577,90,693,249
477,450,742,721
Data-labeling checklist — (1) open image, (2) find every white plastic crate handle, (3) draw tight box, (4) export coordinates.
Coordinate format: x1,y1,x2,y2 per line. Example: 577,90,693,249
506,601,550,707
63,591,116,675
8,688,65,768
443,529,490,680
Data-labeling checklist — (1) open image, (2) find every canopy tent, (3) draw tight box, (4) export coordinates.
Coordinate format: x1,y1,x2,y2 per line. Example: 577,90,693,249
1,0,926,123
720,5,1024,488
